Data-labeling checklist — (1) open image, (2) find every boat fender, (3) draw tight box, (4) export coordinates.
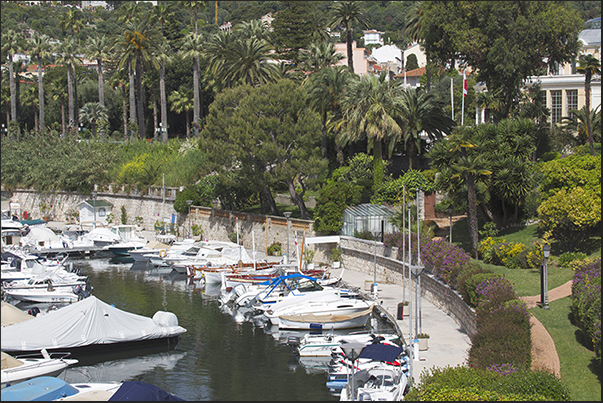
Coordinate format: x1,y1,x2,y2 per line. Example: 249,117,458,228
159,249,167,258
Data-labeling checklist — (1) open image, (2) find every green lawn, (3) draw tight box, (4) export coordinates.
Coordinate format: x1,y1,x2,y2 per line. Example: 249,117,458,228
452,219,601,401
531,298,601,402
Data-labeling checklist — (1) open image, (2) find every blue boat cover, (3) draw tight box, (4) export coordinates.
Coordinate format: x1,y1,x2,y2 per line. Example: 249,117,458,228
1,376,78,401
358,343,403,362
108,381,185,401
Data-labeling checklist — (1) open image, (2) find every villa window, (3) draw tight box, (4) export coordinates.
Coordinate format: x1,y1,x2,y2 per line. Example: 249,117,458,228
566,89,578,119
98,207,106,217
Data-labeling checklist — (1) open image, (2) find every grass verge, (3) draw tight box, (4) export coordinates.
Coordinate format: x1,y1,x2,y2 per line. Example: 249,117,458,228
531,297,601,402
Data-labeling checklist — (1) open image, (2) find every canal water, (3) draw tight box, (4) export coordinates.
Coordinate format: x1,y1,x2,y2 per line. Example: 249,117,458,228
12,256,396,401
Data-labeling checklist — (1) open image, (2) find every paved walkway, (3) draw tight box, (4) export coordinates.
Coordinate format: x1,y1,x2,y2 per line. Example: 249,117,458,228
329,266,471,385
519,280,573,378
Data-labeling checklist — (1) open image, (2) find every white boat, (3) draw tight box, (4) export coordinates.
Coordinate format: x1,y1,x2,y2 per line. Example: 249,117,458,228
77,227,121,248
292,332,401,357
278,303,374,330
1,296,187,356
339,366,408,401
102,225,148,257
127,240,172,263
19,227,73,254
1,376,185,401
2,285,85,303
1,350,78,389
1,249,71,282
259,288,366,326
163,240,253,273
145,238,197,267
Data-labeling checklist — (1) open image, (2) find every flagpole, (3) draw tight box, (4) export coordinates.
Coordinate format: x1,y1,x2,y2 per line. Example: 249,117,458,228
451,78,454,121
404,69,407,90
461,70,466,126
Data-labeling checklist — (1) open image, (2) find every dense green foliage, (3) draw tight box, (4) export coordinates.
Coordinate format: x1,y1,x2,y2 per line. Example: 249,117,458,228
405,365,571,401
571,258,601,367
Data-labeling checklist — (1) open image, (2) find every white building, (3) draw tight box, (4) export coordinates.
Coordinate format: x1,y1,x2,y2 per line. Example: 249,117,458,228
363,29,384,46
76,199,113,228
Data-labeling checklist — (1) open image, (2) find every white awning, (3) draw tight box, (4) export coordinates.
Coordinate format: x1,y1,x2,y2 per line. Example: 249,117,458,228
304,236,340,245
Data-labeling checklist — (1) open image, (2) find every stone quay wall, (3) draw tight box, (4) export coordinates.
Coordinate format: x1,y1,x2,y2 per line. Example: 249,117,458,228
5,189,475,333
339,236,477,336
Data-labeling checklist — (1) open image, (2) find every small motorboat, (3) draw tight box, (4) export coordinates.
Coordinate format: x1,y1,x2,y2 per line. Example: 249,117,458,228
290,332,401,357
2,283,89,303
278,304,375,330
1,350,78,389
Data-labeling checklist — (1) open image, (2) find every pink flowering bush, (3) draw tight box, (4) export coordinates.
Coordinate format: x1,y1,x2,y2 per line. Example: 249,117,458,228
571,258,601,366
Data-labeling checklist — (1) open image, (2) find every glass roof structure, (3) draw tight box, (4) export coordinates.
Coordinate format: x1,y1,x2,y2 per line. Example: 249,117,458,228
341,203,396,237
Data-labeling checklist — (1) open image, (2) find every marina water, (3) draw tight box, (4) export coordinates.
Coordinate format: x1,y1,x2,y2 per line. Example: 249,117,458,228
11,256,395,401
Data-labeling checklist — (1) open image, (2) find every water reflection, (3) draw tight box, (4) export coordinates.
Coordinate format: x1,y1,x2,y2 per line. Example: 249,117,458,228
53,257,338,401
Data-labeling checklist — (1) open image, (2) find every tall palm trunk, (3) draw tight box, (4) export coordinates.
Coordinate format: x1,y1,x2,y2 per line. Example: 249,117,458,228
346,26,354,73
320,111,328,159
160,61,168,143
60,99,65,136
373,139,384,190
37,60,44,134
67,66,74,133
152,87,158,141
121,84,128,141
466,173,479,259
129,63,136,139
9,60,17,123
135,60,146,138
97,57,104,108
585,72,593,155
193,56,200,137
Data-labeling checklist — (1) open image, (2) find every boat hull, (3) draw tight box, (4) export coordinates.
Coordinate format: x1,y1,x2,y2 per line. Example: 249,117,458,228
278,305,374,330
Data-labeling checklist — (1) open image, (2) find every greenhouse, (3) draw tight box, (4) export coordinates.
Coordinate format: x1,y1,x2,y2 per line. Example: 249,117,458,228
341,204,396,238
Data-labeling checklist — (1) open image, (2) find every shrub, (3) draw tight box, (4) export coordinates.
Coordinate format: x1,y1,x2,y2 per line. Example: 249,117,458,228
571,258,601,365
475,276,517,309
463,272,502,307
267,242,282,256
405,365,570,401
558,251,588,268
421,238,471,285
455,263,491,297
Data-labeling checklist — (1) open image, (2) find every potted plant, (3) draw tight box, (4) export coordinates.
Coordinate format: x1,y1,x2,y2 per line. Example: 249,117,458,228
304,249,316,270
417,333,430,351
330,248,342,268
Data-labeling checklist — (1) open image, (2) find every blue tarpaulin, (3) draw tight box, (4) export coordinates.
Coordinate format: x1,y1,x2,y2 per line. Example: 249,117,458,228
358,343,403,362
108,381,185,401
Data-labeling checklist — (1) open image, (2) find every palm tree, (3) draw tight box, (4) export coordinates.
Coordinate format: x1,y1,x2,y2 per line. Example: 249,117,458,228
225,37,278,86
339,73,404,189
234,18,271,42
85,34,113,108
169,86,194,138
298,41,345,75
561,104,601,146
120,19,157,139
305,65,352,160
153,2,174,37
204,30,236,90
59,6,84,40
21,83,39,136
1,30,24,125
55,38,80,135
154,40,172,143
107,72,129,141
180,0,204,34
328,1,368,74
576,53,601,156
28,32,51,134
79,102,108,138
394,87,454,169
47,77,68,137
180,31,204,137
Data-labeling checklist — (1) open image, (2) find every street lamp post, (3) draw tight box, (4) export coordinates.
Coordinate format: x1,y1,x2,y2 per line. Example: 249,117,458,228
284,211,292,265
340,342,365,401
448,205,453,243
541,244,551,310
186,200,192,239
91,191,97,228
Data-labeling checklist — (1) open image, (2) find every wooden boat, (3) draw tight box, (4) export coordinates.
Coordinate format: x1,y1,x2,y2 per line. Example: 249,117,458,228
278,304,374,330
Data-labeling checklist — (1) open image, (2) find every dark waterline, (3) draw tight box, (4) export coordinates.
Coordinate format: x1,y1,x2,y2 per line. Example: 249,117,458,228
13,257,396,401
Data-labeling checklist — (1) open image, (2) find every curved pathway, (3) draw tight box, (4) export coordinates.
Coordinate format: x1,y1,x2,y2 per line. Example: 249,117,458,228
519,280,573,378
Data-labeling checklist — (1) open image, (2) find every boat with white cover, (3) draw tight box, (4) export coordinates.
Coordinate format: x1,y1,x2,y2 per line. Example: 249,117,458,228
1,296,187,356
278,303,374,330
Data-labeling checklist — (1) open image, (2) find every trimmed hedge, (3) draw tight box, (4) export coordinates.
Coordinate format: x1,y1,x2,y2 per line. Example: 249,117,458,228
405,365,571,401
571,258,601,367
